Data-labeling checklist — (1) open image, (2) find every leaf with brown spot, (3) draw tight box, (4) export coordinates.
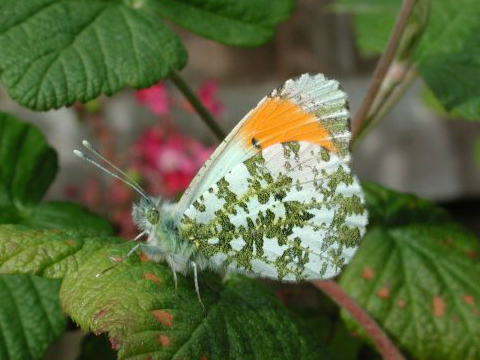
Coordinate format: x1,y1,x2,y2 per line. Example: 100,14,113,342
340,182,480,360
145,272,160,285
462,294,475,306
94,309,108,322
139,252,151,262
152,310,174,326
376,287,390,299
60,244,325,360
433,295,447,317
361,267,375,280
465,250,479,260
157,334,171,347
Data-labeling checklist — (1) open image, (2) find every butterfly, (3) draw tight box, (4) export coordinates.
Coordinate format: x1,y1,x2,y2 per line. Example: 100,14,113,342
75,73,368,306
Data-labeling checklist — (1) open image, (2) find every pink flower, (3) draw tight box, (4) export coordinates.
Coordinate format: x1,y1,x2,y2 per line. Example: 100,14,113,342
133,127,214,197
135,82,169,116
182,80,225,119
198,80,225,118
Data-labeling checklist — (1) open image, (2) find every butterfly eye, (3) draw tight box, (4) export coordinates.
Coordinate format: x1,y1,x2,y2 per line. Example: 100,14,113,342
146,207,159,225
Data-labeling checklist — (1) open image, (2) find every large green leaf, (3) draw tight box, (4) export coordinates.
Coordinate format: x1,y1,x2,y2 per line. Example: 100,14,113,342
0,226,328,360
416,0,480,121
0,0,293,111
0,112,112,233
0,226,120,279
0,0,186,110
0,275,64,360
334,0,401,57
0,113,113,360
0,112,57,208
148,0,294,47
60,243,326,360
339,183,480,360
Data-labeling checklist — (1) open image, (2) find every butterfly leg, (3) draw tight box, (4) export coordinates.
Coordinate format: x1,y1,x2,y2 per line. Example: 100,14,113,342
125,243,141,258
112,231,145,247
172,266,178,294
130,231,146,242
96,243,141,277
191,261,205,310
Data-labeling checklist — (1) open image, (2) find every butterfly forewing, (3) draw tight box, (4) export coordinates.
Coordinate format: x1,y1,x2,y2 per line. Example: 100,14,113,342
173,73,351,221
179,141,367,281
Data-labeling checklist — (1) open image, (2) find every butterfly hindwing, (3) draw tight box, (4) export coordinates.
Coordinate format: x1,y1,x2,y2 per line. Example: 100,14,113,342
173,73,351,221
178,141,367,281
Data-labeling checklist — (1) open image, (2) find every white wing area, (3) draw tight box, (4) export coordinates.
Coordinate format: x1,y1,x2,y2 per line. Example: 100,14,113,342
179,142,368,281
173,73,350,222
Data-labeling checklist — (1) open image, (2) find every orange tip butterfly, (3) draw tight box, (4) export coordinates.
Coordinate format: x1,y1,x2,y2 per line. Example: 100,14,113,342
75,73,368,306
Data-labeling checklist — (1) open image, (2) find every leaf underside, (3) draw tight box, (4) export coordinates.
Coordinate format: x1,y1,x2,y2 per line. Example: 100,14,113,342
339,182,480,360
416,0,480,121
60,243,327,360
0,275,65,360
149,0,294,47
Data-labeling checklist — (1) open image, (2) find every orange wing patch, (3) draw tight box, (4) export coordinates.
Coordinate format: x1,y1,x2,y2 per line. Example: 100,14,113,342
240,97,336,152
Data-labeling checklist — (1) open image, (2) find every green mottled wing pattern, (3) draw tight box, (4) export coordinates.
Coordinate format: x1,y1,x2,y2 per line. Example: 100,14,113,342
174,73,351,222
179,141,367,281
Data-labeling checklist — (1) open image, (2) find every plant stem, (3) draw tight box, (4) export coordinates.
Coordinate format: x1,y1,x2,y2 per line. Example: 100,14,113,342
169,68,226,141
351,0,417,143
354,65,418,145
313,280,406,360
371,67,418,128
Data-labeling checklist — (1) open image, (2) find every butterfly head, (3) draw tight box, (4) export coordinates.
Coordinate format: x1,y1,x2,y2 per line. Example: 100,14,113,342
73,140,162,234
132,196,162,232
145,205,160,225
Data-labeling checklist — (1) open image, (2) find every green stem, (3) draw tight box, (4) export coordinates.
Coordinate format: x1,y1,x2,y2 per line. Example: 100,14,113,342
354,66,418,146
351,0,418,144
169,68,226,141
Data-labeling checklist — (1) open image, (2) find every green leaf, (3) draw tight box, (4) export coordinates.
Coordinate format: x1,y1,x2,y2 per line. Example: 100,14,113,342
0,275,65,360
148,0,294,47
420,51,480,120
0,226,117,360
339,182,480,360
0,0,294,110
336,0,480,121
333,0,402,56
27,202,113,233
0,112,57,208
415,0,480,121
0,112,112,233
60,243,327,360
0,226,120,279
0,113,112,360
0,0,187,110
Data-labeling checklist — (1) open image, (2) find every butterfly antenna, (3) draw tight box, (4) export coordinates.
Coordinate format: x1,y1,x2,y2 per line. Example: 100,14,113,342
73,141,151,201
73,149,146,198
81,141,146,193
